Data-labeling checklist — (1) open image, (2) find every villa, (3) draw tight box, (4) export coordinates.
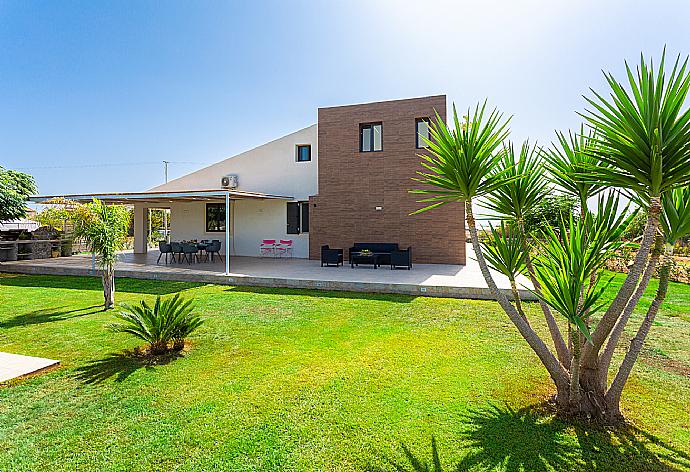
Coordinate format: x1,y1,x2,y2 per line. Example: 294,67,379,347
5,95,530,299
30,95,466,265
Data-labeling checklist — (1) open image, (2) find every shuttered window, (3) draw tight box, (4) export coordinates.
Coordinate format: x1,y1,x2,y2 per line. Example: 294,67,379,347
287,202,309,234
287,202,300,234
301,202,309,233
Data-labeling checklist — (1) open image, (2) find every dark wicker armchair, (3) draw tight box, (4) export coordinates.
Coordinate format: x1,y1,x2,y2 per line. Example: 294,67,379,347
321,245,343,267
390,246,412,270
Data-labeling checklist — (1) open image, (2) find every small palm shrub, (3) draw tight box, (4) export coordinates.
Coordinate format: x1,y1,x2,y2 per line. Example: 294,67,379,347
108,294,203,355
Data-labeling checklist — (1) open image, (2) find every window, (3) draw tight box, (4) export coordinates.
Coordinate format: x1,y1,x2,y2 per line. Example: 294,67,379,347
416,118,430,148
296,144,311,162
287,202,309,234
206,203,226,232
360,123,383,152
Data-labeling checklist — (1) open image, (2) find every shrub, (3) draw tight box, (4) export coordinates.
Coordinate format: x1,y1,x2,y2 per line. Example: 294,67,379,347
622,208,647,241
108,294,203,355
523,195,578,233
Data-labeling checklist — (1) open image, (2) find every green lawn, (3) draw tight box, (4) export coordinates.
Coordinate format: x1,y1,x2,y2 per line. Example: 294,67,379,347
0,273,688,472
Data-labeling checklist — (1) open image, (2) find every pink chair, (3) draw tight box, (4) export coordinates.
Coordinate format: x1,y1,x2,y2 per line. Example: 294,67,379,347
260,239,276,257
275,239,293,258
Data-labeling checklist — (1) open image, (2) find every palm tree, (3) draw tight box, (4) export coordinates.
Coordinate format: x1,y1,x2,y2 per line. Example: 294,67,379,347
414,102,571,409
72,199,130,309
413,52,690,420
578,51,690,401
109,293,203,354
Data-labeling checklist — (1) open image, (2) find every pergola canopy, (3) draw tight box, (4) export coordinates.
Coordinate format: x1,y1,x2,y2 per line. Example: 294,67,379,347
28,189,294,206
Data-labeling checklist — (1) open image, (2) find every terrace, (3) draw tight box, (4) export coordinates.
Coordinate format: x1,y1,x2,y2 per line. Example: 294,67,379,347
0,244,535,300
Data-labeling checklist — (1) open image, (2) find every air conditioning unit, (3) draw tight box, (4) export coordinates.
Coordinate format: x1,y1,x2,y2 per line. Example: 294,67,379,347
221,174,239,189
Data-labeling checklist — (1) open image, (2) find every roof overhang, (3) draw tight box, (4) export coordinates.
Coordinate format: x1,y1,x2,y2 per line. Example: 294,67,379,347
28,189,294,205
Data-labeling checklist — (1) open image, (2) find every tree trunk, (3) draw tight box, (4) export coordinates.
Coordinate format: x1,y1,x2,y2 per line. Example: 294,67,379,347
597,234,664,389
583,197,662,363
509,278,527,321
102,264,115,309
465,200,571,407
605,243,674,421
518,220,570,366
577,198,662,411
568,329,582,411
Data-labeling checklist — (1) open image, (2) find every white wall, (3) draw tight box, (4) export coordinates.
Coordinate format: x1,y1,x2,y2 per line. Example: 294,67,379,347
150,125,317,200
169,199,309,258
157,124,317,258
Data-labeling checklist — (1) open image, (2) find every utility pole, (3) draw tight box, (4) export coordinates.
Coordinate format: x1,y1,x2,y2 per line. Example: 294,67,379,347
163,161,170,242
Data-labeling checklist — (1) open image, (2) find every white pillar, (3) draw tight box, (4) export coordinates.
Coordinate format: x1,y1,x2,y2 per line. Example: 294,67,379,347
133,204,148,254
225,192,230,274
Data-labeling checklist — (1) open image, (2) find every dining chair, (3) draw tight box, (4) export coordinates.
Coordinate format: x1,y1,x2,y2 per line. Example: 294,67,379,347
206,240,223,262
170,242,183,263
180,243,199,264
157,241,174,264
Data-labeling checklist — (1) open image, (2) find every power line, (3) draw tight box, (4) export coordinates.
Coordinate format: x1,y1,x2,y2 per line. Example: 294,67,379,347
14,160,212,171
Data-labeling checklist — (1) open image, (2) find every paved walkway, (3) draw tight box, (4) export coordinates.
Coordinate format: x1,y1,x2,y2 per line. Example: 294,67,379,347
0,352,59,382
0,245,535,300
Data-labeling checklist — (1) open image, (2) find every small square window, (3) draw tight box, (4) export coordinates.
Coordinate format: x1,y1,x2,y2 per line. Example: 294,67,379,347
416,118,430,148
296,144,311,162
360,123,383,152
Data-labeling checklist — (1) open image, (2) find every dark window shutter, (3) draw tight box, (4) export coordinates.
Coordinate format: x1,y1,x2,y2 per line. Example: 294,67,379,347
301,202,309,233
287,202,300,234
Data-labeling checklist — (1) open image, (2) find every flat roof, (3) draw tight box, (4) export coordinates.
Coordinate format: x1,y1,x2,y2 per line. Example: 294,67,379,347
28,189,294,205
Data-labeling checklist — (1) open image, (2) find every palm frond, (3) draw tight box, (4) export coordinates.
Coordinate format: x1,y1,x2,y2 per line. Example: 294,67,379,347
412,101,512,210
660,185,690,244
581,51,690,200
483,141,550,222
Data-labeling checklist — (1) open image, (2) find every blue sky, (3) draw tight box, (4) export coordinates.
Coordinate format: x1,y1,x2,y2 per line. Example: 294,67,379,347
1,0,689,196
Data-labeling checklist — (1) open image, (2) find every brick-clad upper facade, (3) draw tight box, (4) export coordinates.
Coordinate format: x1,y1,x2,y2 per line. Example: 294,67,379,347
309,95,466,264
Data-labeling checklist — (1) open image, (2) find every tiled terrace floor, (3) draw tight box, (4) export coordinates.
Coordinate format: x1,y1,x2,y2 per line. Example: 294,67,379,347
0,245,534,300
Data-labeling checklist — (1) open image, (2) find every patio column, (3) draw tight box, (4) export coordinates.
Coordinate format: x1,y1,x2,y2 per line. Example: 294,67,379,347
133,204,148,254
225,192,230,274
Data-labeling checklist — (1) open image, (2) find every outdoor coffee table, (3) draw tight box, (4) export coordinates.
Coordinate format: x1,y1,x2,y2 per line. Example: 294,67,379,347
350,251,380,269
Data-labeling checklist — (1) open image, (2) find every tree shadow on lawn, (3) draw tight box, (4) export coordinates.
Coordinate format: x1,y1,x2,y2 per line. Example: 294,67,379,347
225,285,417,303
72,349,183,384
367,403,690,472
0,304,102,329
0,274,204,295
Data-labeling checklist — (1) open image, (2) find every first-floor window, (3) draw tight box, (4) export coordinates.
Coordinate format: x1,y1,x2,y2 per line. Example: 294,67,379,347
296,144,311,162
287,201,309,234
206,203,226,232
360,122,383,152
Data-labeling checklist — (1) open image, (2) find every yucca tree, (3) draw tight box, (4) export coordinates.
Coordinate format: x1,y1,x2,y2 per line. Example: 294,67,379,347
109,293,203,354
578,51,690,402
483,141,570,365
605,185,690,418
413,51,690,420
414,102,571,409
480,222,528,318
72,199,131,309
